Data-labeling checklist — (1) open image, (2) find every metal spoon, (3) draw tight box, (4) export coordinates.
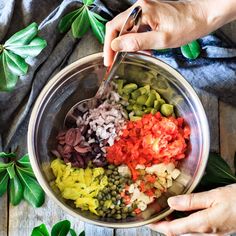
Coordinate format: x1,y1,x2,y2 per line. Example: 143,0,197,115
64,6,142,127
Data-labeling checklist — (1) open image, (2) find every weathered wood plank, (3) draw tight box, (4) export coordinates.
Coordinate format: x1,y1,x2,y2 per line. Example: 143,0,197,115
0,194,8,236
116,227,161,236
195,89,219,153
219,101,236,171
8,198,85,236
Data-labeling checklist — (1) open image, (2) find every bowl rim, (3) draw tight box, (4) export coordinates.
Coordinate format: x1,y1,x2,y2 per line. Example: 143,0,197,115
28,52,210,228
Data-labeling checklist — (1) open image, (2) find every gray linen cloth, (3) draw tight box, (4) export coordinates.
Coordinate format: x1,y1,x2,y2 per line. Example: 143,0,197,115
0,0,236,154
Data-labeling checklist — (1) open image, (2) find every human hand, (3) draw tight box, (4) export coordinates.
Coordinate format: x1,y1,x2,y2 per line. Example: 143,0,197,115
149,184,236,236
104,0,236,66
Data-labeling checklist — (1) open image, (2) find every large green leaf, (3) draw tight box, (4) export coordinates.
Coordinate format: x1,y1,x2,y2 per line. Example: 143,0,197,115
9,173,23,205
17,166,35,178
17,154,31,168
71,8,90,38
51,220,71,236
5,37,47,59
31,224,50,236
83,0,94,6
200,153,236,187
7,164,16,179
180,40,201,59
17,168,45,207
79,231,85,236
90,11,107,23
58,8,83,33
4,22,38,46
0,152,16,159
0,162,13,172
0,170,9,197
0,53,18,91
4,50,28,76
88,11,105,44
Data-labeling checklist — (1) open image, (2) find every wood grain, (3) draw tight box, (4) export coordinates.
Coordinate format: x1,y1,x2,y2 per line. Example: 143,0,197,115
0,194,8,236
196,89,219,153
219,101,236,171
8,198,85,236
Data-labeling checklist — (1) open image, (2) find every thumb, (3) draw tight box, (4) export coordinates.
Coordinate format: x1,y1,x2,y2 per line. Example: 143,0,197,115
168,191,215,211
111,31,169,52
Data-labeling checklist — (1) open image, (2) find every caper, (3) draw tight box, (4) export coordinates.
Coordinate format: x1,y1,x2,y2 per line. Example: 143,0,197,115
97,193,102,200
107,194,111,200
98,210,104,216
128,179,133,185
111,190,117,196
100,200,104,205
115,214,122,220
106,169,112,175
112,197,116,202
116,210,121,214
102,206,108,211
121,214,127,219
109,182,113,187
107,213,112,218
130,212,136,217
115,180,120,185
122,207,129,213
115,205,120,211
108,165,115,170
128,207,133,213
121,203,125,208
116,195,121,200
111,185,116,191
115,175,120,180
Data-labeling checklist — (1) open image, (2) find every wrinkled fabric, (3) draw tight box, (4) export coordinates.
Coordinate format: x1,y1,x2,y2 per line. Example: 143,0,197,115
0,0,235,153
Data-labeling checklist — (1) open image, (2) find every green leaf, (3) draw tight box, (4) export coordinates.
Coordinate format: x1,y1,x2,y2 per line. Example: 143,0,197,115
71,8,90,38
0,53,18,91
200,153,236,187
88,11,105,44
51,220,71,236
79,231,85,236
0,152,16,159
90,11,107,23
31,224,50,236
0,162,13,172
83,0,94,6
4,50,28,76
4,22,38,47
70,229,77,236
17,154,31,168
5,36,47,59
58,8,83,33
17,168,45,207
9,173,23,205
7,164,16,179
180,40,201,59
0,171,9,197
17,166,35,178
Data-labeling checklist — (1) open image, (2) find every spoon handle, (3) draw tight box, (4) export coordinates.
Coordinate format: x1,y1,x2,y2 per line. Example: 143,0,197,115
96,6,142,99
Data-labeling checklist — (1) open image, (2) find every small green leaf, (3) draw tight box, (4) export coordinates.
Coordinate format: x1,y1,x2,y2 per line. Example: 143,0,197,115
83,0,94,6
17,168,45,207
180,40,201,59
0,171,9,197
71,8,90,38
17,154,31,168
31,224,50,236
79,231,85,236
70,229,77,236
88,11,105,44
58,8,83,33
51,220,71,236
9,173,23,205
4,50,28,76
7,164,16,179
5,37,47,59
4,22,38,47
90,11,108,23
0,152,16,159
0,53,18,91
0,162,13,172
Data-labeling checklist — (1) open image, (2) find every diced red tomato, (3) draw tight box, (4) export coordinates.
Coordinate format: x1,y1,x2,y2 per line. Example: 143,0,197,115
106,113,190,180
134,208,142,214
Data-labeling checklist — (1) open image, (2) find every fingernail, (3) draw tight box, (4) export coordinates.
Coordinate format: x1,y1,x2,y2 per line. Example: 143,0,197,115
168,196,185,208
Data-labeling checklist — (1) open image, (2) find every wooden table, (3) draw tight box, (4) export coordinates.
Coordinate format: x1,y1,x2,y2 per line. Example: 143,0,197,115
1,23,236,236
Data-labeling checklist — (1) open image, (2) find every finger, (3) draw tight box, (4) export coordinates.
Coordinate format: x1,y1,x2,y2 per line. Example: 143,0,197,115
111,31,171,52
148,208,216,235
103,7,133,66
167,191,215,211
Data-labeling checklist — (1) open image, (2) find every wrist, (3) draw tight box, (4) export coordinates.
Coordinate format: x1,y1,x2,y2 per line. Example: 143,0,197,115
194,0,236,31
